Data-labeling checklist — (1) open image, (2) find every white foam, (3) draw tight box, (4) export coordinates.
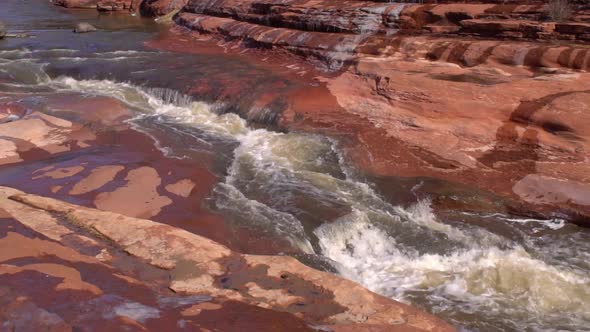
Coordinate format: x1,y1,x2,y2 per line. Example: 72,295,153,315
315,206,590,329
464,212,567,231
0,49,32,57
394,199,471,244
112,302,160,323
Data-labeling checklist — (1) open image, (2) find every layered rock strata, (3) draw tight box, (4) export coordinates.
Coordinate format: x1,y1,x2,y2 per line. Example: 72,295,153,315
399,3,590,42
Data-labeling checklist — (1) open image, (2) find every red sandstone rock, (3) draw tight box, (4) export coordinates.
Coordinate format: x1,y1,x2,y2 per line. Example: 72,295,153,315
140,0,187,17
317,43,590,224
459,19,555,38
555,21,590,34
183,0,404,34
52,0,98,9
394,4,590,42
97,0,141,12
175,7,590,72
175,12,369,70
424,25,461,33
166,2,590,222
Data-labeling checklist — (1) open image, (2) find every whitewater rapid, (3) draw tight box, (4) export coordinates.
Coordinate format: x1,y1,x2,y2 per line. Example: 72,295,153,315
2,51,590,331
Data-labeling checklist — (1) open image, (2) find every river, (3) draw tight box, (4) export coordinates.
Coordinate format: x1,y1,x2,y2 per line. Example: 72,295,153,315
1,1,590,331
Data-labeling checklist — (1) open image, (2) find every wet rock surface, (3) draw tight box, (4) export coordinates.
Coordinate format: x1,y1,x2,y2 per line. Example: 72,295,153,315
0,93,240,251
0,186,455,331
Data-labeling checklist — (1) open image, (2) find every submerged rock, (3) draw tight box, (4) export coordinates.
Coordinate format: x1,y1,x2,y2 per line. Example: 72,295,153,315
0,21,6,39
73,22,97,33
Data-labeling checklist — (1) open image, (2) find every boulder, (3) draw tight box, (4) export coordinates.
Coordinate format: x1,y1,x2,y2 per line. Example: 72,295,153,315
73,22,97,33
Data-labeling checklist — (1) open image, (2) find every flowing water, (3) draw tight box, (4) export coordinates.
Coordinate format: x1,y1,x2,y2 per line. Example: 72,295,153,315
2,1,590,331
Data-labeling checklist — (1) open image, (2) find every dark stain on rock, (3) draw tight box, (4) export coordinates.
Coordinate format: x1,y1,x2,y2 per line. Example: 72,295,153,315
474,44,497,66
216,263,346,321
171,259,206,282
448,43,469,65
478,90,590,180
193,300,317,332
572,49,588,70
557,48,574,68
523,46,548,68
429,72,503,85
425,43,449,61
0,215,44,239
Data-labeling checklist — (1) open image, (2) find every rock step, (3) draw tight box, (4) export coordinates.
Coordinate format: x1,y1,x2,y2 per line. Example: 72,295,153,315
52,0,590,44
176,11,590,72
400,4,590,42
420,38,590,70
458,19,556,38
456,20,590,42
51,0,141,11
180,1,590,44
183,0,409,34
176,12,373,70
399,3,547,30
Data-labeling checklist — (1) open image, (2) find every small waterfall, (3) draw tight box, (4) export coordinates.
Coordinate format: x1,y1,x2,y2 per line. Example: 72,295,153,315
144,87,193,107
0,59,51,85
514,47,530,67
